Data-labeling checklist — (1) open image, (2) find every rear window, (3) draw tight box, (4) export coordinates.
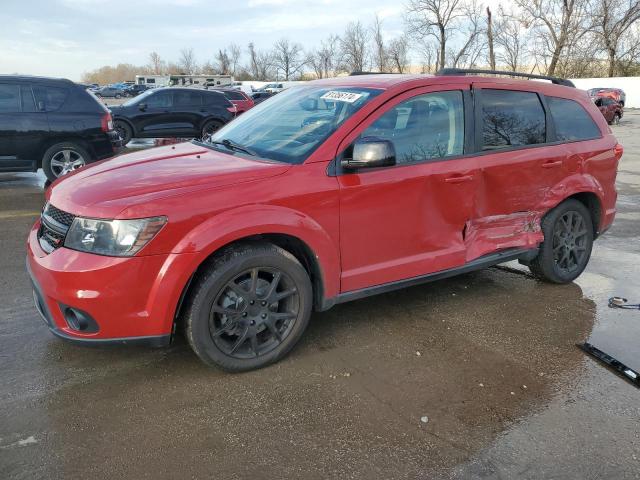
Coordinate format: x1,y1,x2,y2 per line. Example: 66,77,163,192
480,89,546,150
547,97,601,142
0,83,20,112
33,85,68,111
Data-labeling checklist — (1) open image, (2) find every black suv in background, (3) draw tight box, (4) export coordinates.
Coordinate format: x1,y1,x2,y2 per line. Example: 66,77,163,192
124,84,150,97
109,88,236,144
0,75,120,182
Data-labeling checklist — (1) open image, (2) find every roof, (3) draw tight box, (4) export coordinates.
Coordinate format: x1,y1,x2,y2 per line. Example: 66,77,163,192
0,74,75,85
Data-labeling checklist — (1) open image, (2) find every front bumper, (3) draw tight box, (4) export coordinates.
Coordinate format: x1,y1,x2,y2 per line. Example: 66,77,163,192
26,222,196,346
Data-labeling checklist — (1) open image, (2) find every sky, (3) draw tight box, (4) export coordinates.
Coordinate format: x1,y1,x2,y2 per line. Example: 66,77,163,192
0,0,415,80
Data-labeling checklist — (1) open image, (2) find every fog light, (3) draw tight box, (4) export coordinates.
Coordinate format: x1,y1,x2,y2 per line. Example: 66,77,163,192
60,305,99,333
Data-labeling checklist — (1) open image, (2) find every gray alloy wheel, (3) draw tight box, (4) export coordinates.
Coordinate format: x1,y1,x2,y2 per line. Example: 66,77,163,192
614,113,621,125
48,149,86,177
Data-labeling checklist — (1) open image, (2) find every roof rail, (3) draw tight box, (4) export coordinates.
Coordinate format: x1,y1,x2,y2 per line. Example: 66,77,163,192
349,71,399,76
436,68,575,88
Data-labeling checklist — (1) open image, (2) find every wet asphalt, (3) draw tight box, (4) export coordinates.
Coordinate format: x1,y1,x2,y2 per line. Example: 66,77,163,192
1,113,639,479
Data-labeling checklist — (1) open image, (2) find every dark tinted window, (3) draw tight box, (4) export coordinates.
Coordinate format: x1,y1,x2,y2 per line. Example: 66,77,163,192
0,83,20,112
33,85,68,111
221,90,245,101
204,91,230,106
547,97,601,142
20,85,37,112
145,91,172,108
174,90,202,106
480,90,546,150
362,91,465,164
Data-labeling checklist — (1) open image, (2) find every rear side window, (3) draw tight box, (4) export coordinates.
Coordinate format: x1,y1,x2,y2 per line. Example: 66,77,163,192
204,91,231,106
33,86,68,111
547,97,601,142
480,89,546,150
0,83,20,112
223,90,246,101
174,90,202,106
20,85,37,112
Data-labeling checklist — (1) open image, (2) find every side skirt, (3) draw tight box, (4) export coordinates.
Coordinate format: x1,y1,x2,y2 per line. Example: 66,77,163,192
320,247,538,310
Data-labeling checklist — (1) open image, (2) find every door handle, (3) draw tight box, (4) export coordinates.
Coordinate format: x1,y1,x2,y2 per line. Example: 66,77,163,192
542,160,563,168
444,175,474,184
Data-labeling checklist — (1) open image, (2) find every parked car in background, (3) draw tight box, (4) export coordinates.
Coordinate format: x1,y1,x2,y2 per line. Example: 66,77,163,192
262,83,285,94
594,96,623,125
94,86,124,98
251,91,274,104
211,88,255,114
109,87,235,144
27,71,621,371
124,84,150,97
589,87,626,106
0,75,120,181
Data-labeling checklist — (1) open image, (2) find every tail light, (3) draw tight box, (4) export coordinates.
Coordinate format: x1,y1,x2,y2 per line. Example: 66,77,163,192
101,112,113,132
227,105,237,115
614,143,623,159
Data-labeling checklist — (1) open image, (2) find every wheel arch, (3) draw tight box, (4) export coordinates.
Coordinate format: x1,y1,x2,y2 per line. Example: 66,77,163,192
38,137,94,168
113,117,136,136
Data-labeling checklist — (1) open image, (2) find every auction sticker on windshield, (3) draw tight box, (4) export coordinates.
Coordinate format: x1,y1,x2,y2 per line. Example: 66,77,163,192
320,91,364,103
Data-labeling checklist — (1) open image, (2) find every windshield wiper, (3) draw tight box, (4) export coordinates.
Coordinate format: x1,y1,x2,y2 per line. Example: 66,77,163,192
208,138,257,157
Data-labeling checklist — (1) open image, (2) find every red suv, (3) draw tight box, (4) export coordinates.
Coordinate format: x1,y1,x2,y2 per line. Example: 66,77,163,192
594,96,623,125
212,88,255,114
27,71,622,371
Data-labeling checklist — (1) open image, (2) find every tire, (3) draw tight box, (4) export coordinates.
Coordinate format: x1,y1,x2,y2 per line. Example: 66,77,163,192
114,120,133,145
613,113,621,125
115,93,121,99
42,142,90,182
184,242,313,371
201,120,223,140
529,199,594,284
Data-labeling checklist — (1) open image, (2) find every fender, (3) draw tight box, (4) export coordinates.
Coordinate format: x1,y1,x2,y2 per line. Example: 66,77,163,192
166,203,341,313
541,173,606,224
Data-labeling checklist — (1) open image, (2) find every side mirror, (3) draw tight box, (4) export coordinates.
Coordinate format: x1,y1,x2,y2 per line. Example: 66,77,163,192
342,137,396,170
138,103,147,111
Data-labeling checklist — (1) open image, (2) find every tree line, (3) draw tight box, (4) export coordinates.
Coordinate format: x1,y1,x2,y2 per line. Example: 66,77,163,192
82,0,640,84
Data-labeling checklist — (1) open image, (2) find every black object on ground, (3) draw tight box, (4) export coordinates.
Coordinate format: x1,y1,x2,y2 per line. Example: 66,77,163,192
578,342,640,388
608,296,640,310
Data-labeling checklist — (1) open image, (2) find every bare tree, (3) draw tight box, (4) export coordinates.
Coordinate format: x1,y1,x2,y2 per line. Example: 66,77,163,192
247,42,273,80
388,36,410,73
486,7,496,70
406,0,465,70
592,0,640,77
371,14,388,71
228,43,242,77
495,7,529,71
307,35,340,78
450,1,484,68
200,61,215,75
340,21,369,72
148,52,164,74
272,38,305,80
215,49,231,75
515,0,589,76
616,23,640,75
178,48,197,74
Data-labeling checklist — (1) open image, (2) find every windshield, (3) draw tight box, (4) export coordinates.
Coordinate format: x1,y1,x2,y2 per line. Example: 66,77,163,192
122,88,156,106
206,85,382,164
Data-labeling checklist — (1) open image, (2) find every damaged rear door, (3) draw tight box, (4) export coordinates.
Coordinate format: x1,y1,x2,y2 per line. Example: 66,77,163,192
466,84,566,260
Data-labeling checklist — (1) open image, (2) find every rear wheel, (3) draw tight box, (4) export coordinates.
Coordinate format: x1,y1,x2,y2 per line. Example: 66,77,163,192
529,199,593,283
613,113,621,125
114,120,133,145
42,142,90,182
184,243,313,371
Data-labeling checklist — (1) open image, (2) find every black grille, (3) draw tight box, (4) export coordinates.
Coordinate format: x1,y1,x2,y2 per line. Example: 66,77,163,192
38,203,75,253
44,204,75,227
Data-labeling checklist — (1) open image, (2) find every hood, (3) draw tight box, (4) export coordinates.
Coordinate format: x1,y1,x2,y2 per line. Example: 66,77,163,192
47,142,290,218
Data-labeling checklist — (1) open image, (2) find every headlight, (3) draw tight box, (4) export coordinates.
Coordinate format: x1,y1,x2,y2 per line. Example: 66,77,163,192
64,216,166,257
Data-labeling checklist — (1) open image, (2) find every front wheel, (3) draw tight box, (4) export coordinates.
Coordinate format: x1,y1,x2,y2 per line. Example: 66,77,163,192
184,243,313,371
613,113,621,125
201,120,222,140
114,120,133,145
529,199,594,283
